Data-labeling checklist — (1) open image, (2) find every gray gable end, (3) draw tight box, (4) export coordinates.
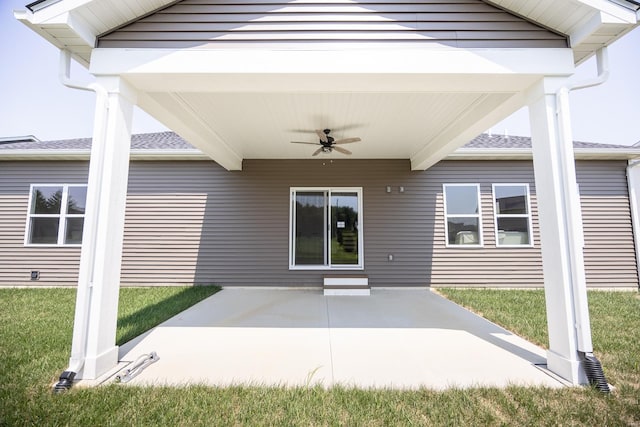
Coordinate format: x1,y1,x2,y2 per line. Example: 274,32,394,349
98,0,568,49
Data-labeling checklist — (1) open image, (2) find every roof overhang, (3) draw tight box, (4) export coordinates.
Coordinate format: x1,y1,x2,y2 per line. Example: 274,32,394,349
15,0,640,66
14,0,639,171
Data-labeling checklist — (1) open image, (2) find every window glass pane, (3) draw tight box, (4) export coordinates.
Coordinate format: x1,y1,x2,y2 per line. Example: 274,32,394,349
497,218,530,245
65,218,84,244
31,186,63,214
295,192,326,265
447,217,479,245
331,192,359,265
67,186,87,214
445,186,478,215
29,217,59,244
495,185,528,214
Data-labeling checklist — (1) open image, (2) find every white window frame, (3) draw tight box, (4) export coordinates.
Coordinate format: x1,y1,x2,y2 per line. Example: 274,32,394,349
492,183,534,248
289,187,364,270
443,183,483,248
24,184,87,247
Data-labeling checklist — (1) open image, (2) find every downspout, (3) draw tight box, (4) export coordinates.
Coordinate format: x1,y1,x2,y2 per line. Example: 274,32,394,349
626,159,640,290
53,49,108,393
555,47,610,392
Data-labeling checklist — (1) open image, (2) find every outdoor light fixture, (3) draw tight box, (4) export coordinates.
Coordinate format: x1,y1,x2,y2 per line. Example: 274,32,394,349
386,186,391,193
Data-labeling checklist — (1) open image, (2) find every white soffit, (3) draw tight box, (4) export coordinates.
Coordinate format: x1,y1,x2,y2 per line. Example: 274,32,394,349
15,0,176,65
486,0,639,63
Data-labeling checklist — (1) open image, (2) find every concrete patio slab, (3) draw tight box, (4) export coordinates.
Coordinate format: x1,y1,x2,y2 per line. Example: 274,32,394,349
113,289,565,389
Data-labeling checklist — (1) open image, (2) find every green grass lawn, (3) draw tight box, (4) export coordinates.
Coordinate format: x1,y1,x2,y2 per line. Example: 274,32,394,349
1,287,639,426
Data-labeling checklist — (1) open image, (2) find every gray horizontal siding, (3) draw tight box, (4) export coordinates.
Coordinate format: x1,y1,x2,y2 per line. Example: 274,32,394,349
98,0,567,49
430,160,637,288
0,162,88,286
430,161,543,287
577,161,638,287
0,159,635,289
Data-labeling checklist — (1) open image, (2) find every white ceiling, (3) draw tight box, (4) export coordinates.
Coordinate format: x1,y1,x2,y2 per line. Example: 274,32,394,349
146,91,509,160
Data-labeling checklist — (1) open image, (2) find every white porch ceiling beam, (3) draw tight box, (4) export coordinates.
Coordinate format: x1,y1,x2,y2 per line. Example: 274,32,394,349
91,48,576,93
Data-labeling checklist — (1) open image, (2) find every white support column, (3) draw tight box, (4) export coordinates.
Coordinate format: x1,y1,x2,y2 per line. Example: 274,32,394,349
70,76,136,380
527,77,591,385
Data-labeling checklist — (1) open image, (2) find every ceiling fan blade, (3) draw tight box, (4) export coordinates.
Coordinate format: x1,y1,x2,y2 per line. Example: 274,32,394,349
333,137,361,145
291,141,319,145
315,129,328,143
333,146,352,155
312,147,324,156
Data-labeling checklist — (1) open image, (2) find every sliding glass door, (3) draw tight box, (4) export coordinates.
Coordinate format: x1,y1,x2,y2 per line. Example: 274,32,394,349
330,192,359,265
291,188,362,269
294,191,327,265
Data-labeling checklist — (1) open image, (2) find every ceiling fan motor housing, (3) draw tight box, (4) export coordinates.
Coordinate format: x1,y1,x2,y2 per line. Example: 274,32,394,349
322,136,335,147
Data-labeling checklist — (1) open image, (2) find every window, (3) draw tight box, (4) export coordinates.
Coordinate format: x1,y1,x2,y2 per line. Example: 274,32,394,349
25,184,87,246
443,184,483,247
290,188,363,269
492,184,533,247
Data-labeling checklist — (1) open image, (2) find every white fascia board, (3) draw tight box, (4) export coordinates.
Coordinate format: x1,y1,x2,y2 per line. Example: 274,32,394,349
573,148,640,159
576,0,639,21
0,149,208,161
447,148,640,161
129,149,209,161
2,148,637,162
23,0,93,23
0,150,90,160
91,48,575,92
445,149,534,160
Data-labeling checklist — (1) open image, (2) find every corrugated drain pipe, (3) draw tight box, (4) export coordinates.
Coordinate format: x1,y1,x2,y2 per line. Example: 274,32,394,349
556,47,610,393
53,49,108,393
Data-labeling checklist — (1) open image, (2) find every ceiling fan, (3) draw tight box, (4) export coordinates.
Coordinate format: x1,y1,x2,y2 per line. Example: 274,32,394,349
291,129,361,156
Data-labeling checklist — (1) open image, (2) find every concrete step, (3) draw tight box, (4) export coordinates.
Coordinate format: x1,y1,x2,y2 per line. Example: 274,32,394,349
323,275,369,296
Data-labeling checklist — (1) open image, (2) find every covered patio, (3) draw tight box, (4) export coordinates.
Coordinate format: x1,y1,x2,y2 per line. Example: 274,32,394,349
108,288,564,389
15,0,640,389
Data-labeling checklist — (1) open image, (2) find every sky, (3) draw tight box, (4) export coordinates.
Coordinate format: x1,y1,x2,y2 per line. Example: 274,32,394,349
1,0,639,146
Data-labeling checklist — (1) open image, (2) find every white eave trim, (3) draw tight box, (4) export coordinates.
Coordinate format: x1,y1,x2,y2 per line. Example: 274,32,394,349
447,148,640,160
0,149,209,161
2,147,639,162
